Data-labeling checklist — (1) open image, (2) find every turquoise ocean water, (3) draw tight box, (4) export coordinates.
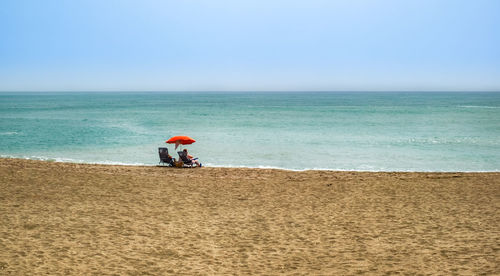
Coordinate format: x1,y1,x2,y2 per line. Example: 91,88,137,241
1,92,499,171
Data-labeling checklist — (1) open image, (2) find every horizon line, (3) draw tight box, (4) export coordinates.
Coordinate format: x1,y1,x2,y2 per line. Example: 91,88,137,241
1,90,500,93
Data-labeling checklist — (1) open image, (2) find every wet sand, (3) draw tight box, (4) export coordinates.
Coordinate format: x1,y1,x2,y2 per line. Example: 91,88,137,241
0,158,499,275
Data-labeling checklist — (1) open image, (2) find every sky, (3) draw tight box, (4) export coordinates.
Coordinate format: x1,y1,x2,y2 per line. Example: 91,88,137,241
0,0,499,91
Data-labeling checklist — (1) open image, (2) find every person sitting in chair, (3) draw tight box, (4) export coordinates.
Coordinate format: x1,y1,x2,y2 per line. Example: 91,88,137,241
183,148,202,167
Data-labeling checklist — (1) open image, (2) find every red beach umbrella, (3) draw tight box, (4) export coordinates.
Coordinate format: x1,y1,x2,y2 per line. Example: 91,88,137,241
166,136,196,149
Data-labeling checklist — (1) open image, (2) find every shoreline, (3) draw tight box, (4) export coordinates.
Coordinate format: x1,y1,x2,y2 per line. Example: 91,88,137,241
2,156,499,173
1,157,499,274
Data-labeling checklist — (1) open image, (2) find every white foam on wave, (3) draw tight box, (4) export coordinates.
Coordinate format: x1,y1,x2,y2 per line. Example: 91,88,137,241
458,105,500,109
202,163,499,172
0,154,147,166
0,131,19,135
1,155,498,172
204,163,320,172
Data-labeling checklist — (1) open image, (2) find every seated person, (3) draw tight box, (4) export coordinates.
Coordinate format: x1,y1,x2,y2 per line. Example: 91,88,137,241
182,148,202,167
168,154,176,166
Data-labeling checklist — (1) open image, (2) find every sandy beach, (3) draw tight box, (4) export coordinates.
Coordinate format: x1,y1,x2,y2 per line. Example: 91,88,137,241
0,158,498,275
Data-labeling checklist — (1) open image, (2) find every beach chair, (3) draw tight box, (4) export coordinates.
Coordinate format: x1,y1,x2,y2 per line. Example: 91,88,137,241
177,151,195,167
158,147,175,166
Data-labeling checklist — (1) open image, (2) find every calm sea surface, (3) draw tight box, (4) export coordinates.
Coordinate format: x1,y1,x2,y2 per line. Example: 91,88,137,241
1,92,499,171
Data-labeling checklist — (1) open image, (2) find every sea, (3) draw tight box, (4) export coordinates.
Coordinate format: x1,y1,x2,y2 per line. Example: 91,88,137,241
1,92,499,172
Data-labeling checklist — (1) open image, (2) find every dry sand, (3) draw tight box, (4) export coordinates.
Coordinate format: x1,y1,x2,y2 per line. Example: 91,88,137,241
0,158,499,275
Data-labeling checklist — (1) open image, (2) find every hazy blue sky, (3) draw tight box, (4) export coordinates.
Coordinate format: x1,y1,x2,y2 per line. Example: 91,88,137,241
1,0,499,91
